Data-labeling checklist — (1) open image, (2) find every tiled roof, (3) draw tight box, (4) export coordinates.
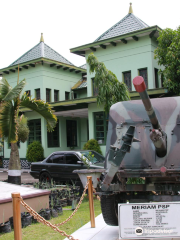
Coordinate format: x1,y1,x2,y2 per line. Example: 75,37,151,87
9,42,74,66
94,13,149,42
72,80,87,90
79,64,87,69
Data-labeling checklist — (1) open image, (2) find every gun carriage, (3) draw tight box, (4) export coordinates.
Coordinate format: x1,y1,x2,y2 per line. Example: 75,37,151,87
98,76,180,226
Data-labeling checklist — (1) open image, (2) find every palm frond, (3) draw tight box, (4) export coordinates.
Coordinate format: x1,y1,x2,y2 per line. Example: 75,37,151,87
3,79,26,101
0,78,12,101
20,94,57,131
0,101,18,142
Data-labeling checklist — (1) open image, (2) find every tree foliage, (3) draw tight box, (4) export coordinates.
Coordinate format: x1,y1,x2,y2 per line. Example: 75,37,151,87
17,115,29,143
154,27,180,95
87,53,130,114
0,78,57,143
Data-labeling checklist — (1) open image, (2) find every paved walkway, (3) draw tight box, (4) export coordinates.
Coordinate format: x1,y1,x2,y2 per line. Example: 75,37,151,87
0,169,38,183
65,214,180,240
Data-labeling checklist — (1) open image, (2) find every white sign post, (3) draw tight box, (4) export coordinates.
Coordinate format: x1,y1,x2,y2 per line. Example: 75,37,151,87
119,202,180,239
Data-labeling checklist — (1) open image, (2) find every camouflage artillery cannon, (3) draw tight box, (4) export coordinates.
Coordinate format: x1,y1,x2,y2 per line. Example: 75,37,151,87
98,76,180,226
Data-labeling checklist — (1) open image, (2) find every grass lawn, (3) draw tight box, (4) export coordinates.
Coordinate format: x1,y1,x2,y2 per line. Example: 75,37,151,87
0,197,102,240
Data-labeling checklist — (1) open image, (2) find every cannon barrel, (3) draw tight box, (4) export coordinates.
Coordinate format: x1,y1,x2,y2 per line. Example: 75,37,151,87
133,76,167,158
133,76,161,129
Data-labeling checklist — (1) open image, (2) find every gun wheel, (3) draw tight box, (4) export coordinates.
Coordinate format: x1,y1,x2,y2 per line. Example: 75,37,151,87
101,194,125,226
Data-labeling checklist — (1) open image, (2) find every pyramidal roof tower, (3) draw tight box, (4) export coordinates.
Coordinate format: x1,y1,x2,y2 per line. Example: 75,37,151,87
9,33,74,67
94,3,149,42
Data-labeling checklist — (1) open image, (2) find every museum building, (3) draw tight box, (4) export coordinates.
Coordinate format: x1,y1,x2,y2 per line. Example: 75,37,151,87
0,4,167,160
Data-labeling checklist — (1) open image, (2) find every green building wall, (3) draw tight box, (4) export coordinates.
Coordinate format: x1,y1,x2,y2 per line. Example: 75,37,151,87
3,63,88,159
85,36,162,155
86,36,160,97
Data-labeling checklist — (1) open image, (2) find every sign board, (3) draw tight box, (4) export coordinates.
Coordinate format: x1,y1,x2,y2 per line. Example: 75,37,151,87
119,202,180,239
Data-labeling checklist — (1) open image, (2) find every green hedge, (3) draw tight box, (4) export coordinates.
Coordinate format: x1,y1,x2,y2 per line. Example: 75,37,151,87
26,141,44,162
83,139,102,155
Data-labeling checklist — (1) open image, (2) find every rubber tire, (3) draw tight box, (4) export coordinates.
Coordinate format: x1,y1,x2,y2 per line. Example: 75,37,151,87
101,194,122,226
40,172,51,183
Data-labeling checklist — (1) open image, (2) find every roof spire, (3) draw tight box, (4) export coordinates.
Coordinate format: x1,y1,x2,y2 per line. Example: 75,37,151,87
40,33,44,42
129,3,133,14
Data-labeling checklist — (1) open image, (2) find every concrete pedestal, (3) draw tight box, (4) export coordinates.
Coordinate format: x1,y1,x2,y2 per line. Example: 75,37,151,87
0,182,50,223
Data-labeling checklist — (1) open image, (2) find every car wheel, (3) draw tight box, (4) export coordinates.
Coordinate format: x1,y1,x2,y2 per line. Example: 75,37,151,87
40,172,51,183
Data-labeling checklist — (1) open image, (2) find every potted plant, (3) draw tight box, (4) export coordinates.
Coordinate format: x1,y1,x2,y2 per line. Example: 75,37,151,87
0,211,11,233
73,152,105,188
50,197,58,218
21,212,32,228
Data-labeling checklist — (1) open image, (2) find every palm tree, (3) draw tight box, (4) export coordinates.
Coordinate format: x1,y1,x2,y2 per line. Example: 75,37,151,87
0,78,57,184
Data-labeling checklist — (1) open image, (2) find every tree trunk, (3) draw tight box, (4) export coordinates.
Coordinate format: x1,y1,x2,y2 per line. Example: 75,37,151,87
8,142,21,185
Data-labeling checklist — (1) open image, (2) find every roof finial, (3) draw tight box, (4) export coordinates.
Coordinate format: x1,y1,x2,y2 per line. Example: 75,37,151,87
129,3,133,14
40,33,44,42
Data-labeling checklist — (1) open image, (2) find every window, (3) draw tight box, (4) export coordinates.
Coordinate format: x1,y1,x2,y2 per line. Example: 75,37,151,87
25,90,31,96
28,119,41,145
47,120,59,148
92,78,98,96
35,89,40,100
65,154,79,164
94,112,108,145
54,90,59,102
65,91,70,100
154,68,159,88
52,154,64,164
46,88,51,102
139,68,148,88
66,120,77,147
74,92,77,99
123,71,131,91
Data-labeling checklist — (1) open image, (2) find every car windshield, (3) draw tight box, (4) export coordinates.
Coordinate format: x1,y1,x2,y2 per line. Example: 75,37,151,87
79,151,104,164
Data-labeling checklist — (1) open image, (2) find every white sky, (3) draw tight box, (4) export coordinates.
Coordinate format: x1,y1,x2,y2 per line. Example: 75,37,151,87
0,0,180,69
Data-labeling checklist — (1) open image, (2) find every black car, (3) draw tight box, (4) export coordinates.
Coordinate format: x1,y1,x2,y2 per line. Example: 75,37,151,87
30,150,104,184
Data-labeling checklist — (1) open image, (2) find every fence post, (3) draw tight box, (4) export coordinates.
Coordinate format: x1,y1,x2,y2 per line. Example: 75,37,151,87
12,192,22,240
87,176,95,228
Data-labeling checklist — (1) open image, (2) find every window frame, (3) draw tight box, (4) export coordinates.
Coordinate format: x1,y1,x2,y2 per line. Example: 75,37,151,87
138,68,148,89
65,91,70,100
46,88,51,102
154,68,159,88
54,90,59,102
123,71,132,91
35,88,40,100
28,119,41,145
94,112,108,145
66,120,77,147
47,120,60,148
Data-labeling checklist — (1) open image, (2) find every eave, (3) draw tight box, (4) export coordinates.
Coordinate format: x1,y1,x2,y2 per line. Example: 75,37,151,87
20,96,97,112
130,88,168,99
70,25,161,57
19,88,167,112
0,57,86,76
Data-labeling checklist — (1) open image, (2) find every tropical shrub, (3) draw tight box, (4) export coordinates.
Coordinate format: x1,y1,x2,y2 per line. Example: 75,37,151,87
26,141,44,162
83,139,102,155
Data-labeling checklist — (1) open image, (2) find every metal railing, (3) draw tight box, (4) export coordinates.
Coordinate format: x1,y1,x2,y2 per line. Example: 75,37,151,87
11,176,97,240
